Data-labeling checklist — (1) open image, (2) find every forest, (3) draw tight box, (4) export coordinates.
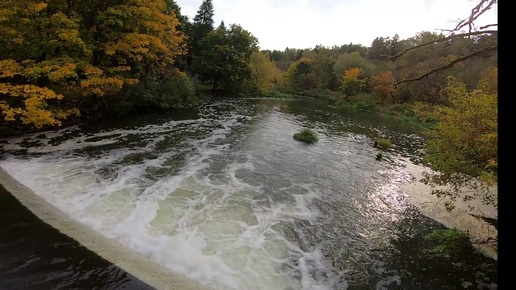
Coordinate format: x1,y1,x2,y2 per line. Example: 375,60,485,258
0,0,498,213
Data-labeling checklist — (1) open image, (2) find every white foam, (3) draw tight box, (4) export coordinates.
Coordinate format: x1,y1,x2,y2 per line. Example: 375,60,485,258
0,109,338,290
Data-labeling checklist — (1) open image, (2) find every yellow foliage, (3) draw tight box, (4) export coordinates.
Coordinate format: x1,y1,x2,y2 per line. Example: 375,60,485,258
80,76,125,96
0,0,186,129
343,67,362,81
0,59,22,78
476,67,497,95
248,51,279,92
28,2,48,13
341,67,367,95
0,83,79,128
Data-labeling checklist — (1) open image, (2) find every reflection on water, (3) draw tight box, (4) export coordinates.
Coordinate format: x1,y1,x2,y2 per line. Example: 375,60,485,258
0,185,154,290
0,98,497,290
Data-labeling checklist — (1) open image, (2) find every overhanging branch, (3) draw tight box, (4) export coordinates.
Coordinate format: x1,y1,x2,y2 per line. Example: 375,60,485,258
395,45,497,86
381,30,497,60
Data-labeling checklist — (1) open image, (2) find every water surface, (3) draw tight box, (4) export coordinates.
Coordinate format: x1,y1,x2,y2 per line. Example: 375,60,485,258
0,98,497,290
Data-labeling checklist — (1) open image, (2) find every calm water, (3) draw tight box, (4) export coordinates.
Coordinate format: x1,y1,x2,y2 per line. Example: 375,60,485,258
0,98,497,290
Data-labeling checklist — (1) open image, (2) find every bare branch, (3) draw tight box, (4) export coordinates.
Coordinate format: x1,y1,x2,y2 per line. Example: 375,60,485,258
450,0,497,33
395,45,497,87
480,24,497,30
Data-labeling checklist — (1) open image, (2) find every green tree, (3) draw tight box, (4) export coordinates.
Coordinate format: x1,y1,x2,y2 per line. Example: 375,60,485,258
416,67,498,211
194,24,258,94
283,58,319,91
333,52,378,82
186,0,214,67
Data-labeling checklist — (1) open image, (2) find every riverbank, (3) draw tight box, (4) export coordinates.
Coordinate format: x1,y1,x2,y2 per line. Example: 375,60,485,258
400,160,498,260
0,168,213,290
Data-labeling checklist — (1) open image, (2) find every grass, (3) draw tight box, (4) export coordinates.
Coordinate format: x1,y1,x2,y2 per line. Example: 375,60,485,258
293,128,318,144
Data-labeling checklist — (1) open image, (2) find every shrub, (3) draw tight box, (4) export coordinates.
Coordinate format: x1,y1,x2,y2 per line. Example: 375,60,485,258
293,128,318,144
355,101,375,111
376,138,392,149
423,229,473,259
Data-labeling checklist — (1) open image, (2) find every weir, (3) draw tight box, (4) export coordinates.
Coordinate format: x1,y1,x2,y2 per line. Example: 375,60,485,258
0,167,213,290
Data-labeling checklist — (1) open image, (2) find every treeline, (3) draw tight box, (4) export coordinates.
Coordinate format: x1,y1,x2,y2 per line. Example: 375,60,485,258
0,0,497,135
265,32,496,103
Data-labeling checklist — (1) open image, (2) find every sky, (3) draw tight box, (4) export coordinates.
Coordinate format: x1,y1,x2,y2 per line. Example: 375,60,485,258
174,0,498,51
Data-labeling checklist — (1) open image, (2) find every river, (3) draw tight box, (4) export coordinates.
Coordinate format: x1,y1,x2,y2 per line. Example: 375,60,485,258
0,97,497,290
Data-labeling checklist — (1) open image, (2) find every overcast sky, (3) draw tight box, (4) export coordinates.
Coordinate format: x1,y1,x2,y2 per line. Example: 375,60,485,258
175,0,498,51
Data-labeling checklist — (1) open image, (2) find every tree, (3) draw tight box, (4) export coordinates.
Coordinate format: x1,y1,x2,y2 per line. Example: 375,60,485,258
247,51,280,94
333,52,378,81
389,0,497,86
186,0,214,66
0,0,186,130
194,24,258,93
416,67,497,212
366,36,402,60
340,67,367,96
283,58,319,91
369,71,396,103
0,0,86,128
164,0,189,29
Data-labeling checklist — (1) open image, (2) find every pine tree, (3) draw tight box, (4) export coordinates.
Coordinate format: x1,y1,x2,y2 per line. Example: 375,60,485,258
186,0,215,66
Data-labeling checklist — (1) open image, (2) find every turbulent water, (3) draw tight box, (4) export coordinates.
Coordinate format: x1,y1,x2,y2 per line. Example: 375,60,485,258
0,98,497,290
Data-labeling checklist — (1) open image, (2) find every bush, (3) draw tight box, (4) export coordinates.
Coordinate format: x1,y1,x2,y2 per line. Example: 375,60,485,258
293,128,318,144
120,73,200,113
423,229,473,259
376,138,392,149
152,73,198,109
355,101,376,111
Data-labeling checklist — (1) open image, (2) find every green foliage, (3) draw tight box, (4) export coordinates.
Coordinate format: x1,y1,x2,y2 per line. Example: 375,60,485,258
376,138,392,149
376,152,383,160
423,229,473,259
419,69,498,211
283,58,319,91
334,52,378,80
150,73,199,109
186,0,214,66
193,23,258,94
340,67,367,96
293,128,318,144
354,101,375,111
109,72,199,116
260,91,297,99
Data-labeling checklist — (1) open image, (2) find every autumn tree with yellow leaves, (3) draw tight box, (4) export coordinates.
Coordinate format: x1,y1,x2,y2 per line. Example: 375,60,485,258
0,0,186,131
340,67,367,96
247,51,280,94
415,67,498,212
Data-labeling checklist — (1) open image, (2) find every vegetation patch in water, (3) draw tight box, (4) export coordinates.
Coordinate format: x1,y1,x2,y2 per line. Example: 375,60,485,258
374,138,392,149
423,228,474,258
293,129,318,144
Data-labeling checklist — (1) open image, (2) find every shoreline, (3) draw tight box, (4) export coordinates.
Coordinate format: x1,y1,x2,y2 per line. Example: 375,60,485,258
399,160,498,260
0,167,213,290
